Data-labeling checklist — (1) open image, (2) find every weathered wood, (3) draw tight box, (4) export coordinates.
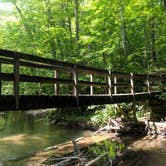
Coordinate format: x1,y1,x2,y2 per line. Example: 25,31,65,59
0,73,14,81
0,92,160,111
90,74,93,95
0,49,74,69
27,133,116,166
114,77,117,94
0,49,163,110
73,65,79,98
112,72,130,78
146,75,151,94
108,70,112,96
20,60,73,72
130,73,134,95
0,57,13,64
19,75,72,84
54,70,59,95
85,152,109,166
78,80,107,87
14,56,19,109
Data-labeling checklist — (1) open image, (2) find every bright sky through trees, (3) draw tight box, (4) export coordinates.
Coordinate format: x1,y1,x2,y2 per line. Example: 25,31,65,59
0,2,13,11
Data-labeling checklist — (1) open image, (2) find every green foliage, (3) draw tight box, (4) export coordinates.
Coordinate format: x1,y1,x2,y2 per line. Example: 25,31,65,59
90,105,117,126
47,106,90,124
88,140,125,163
159,92,166,101
0,115,5,128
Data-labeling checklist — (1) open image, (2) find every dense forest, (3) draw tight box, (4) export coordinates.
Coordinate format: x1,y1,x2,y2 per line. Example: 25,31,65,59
0,0,166,73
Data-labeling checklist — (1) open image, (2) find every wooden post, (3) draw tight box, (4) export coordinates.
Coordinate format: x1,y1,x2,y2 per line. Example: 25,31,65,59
130,73,134,95
90,74,93,95
114,77,117,94
108,70,112,96
54,70,59,95
147,74,151,94
73,65,79,105
0,62,1,95
14,55,19,110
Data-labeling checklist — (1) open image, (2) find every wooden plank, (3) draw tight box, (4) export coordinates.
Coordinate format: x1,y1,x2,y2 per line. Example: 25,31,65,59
0,57,13,64
0,92,161,111
78,80,107,87
20,60,72,72
77,66,108,76
113,83,128,86
134,74,147,79
19,75,72,84
0,73,14,81
112,72,130,78
0,49,74,69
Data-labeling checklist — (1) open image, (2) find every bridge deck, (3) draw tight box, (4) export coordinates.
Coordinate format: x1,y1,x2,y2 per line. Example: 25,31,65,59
0,92,160,111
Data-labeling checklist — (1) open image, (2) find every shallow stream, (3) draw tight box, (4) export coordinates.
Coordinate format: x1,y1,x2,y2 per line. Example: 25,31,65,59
0,111,166,166
0,111,91,165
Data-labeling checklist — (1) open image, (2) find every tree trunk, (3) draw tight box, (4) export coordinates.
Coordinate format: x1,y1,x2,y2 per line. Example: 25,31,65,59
150,18,157,63
120,4,128,57
13,3,33,40
75,0,80,56
66,0,73,50
143,21,150,71
164,0,166,13
44,0,57,59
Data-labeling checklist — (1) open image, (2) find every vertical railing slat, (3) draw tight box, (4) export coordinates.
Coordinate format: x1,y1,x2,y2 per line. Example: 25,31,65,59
130,73,134,95
73,65,79,105
114,76,117,94
14,55,19,109
90,74,93,95
54,70,59,95
108,70,112,97
147,74,151,94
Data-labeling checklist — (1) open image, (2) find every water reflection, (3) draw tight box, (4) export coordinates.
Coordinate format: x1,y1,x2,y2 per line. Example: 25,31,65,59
0,111,91,165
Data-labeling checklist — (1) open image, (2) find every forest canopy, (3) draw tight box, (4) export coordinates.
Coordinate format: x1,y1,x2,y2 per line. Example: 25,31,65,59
0,0,166,73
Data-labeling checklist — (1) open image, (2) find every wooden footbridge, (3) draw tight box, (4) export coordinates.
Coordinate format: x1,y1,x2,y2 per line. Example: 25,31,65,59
0,49,164,111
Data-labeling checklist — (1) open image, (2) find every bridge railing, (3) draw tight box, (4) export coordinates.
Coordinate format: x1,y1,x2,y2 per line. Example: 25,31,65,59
0,49,163,109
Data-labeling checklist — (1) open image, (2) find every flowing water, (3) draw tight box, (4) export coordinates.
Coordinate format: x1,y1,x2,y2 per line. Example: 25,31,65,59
0,111,92,166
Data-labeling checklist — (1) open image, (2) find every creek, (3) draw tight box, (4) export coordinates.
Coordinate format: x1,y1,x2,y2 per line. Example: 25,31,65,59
0,111,166,166
0,111,92,165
